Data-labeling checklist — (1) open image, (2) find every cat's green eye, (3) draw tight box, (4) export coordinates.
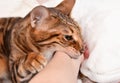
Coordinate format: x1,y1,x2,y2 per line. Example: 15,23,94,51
64,35,73,41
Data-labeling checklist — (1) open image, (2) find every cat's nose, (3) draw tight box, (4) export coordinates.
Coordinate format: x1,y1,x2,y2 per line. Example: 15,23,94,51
80,46,85,54
77,39,84,52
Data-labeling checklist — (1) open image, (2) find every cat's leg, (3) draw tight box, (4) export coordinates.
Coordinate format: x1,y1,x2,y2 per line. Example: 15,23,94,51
0,54,12,83
10,52,47,83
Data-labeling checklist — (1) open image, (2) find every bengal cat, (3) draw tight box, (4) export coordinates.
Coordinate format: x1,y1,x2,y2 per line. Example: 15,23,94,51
0,0,84,83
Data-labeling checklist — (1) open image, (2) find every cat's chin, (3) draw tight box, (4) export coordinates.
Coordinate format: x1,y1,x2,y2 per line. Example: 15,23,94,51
42,51,55,61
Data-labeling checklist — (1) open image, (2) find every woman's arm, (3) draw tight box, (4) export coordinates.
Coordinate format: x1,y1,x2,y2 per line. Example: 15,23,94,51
29,51,84,83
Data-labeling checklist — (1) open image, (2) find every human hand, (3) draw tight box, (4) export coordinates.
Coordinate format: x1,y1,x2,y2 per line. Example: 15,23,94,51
29,51,84,83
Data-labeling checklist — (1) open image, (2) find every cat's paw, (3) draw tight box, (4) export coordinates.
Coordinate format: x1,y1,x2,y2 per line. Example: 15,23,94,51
24,52,47,74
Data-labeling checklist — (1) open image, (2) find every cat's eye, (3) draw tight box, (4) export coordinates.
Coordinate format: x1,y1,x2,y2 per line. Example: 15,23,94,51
64,35,73,41
51,15,57,19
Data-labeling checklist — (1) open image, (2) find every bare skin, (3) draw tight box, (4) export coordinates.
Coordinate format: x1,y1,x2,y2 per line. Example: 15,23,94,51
29,51,84,83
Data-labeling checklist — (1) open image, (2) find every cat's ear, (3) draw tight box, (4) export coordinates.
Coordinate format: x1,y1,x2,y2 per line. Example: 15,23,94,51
30,6,50,27
55,0,75,15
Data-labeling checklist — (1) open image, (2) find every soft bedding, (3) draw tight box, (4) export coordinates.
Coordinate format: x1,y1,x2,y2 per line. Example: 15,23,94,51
74,0,120,82
0,0,120,82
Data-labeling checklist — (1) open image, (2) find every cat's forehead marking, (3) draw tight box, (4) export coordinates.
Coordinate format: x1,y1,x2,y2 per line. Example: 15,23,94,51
49,8,80,31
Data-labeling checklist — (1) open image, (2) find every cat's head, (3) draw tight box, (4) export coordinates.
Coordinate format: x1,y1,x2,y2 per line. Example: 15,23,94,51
29,0,84,59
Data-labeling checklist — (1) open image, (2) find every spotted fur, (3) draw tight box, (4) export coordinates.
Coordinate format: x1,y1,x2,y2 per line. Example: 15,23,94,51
0,0,84,83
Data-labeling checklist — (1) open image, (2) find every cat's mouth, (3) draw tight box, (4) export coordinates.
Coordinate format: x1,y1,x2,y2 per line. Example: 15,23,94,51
54,42,84,59
61,47,82,59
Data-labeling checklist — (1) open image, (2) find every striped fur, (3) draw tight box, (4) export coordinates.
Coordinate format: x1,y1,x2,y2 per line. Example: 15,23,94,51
0,0,84,83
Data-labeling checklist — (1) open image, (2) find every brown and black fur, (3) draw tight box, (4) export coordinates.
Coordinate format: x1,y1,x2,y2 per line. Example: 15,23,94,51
0,17,21,83
0,0,84,83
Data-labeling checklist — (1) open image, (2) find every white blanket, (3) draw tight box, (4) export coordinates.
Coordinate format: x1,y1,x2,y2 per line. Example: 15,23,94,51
74,0,120,82
0,0,120,82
